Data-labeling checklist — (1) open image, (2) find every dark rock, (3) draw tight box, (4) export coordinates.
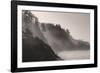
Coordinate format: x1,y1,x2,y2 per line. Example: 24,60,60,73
22,37,61,62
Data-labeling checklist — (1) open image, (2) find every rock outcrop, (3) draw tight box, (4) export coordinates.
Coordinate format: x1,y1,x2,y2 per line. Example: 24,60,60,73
22,10,61,62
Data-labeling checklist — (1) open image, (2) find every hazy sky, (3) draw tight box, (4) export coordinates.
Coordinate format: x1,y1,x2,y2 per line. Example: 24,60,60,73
31,11,90,42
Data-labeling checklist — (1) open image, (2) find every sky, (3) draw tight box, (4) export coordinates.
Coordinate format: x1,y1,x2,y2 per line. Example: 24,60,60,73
31,11,90,42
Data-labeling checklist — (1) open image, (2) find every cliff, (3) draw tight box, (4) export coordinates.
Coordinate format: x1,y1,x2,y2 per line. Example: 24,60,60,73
22,10,61,62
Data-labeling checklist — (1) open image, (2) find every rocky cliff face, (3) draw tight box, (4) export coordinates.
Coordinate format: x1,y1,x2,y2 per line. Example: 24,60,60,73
22,10,90,61
22,10,47,43
22,10,61,62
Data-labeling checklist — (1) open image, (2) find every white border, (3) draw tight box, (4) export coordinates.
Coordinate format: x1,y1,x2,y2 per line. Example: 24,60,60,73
17,5,94,68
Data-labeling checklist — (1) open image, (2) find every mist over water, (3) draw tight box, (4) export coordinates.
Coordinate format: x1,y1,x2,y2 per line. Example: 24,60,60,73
58,50,90,60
